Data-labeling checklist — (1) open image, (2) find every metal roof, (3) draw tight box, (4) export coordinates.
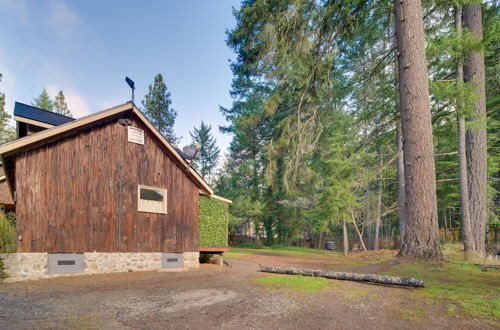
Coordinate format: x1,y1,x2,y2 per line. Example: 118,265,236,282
14,102,75,126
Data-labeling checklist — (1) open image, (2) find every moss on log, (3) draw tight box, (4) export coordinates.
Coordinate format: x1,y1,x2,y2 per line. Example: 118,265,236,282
260,266,424,288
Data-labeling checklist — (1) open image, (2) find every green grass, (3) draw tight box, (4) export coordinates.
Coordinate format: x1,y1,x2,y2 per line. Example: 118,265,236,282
224,250,247,259
391,305,428,322
232,243,499,323
254,274,333,293
383,245,500,321
224,245,330,259
225,245,394,272
343,258,389,268
229,244,332,255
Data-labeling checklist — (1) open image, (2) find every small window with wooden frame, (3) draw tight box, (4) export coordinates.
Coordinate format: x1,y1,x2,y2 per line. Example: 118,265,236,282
138,185,167,214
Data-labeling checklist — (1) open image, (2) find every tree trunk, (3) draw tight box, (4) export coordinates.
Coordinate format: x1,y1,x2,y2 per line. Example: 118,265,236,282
394,0,441,259
397,124,407,247
455,5,475,254
394,25,407,248
260,266,425,288
464,3,488,256
365,187,373,250
351,210,367,251
443,209,448,241
374,155,383,250
343,219,349,255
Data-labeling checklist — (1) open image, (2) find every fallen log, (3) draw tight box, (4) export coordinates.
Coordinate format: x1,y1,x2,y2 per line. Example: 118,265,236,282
475,264,500,272
260,266,424,288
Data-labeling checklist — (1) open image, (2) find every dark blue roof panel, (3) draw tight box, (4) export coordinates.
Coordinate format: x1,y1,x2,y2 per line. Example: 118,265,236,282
14,102,75,126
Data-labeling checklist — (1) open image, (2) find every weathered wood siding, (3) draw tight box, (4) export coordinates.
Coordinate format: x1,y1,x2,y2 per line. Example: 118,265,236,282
14,114,199,253
0,179,14,206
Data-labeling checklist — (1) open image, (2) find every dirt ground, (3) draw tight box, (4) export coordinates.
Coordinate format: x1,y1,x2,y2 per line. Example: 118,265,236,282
0,256,496,330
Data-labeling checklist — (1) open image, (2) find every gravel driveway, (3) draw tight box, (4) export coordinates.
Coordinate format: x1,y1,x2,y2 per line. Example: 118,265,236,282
0,259,493,329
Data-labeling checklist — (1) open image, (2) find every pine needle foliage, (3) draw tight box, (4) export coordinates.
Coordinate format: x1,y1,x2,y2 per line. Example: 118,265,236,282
190,121,220,180
142,73,179,145
32,89,54,111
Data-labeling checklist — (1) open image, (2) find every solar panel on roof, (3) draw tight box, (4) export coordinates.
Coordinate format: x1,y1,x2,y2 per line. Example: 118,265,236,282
14,102,75,126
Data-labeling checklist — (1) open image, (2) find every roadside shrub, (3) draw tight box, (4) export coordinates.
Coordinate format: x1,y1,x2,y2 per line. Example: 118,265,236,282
0,209,15,280
199,196,228,247
0,209,16,253
0,257,6,279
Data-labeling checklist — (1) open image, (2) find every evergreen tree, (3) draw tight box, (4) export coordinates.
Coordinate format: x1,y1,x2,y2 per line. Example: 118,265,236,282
53,90,72,117
32,89,54,111
190,121,220,181
0,74,15,143
394,0,441,258
464,3,488,256
142,74,179,145
219,0,498,252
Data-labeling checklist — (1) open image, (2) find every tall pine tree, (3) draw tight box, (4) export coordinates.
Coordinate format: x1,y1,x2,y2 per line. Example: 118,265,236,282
32,89,54,111
464,3,488,256
394,0,441,258
53,90,72,117
142,74,179,145
190,121,220,180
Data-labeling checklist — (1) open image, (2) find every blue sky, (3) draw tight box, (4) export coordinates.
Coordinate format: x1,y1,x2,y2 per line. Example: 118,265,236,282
0,0,240,152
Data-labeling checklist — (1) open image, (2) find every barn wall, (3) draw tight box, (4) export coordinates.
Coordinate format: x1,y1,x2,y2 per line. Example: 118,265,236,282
0,179,14,206
14,114,199,253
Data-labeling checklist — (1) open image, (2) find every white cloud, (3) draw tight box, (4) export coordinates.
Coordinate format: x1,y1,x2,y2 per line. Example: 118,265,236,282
46,85,91,118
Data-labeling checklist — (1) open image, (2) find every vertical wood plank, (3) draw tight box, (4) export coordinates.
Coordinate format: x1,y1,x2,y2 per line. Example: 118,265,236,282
14,114,201,253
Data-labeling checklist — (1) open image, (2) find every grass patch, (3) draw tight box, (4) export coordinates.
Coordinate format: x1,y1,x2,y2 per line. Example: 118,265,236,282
224,250,247,259
446,304,457,314
226,245,394,264
391,305,428,322
343,258,389,268
230,244,332,255
383,245,500,321
254,274,333,293
225,246,335,259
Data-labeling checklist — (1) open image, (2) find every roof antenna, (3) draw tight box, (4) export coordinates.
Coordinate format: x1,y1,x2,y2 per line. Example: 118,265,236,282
125,76,135,103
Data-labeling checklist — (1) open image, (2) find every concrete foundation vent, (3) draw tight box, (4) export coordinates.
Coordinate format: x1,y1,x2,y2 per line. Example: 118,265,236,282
48,254,84,274
161,253,183,269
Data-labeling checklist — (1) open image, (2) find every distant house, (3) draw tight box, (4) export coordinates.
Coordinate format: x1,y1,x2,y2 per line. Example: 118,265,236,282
0,102,229,280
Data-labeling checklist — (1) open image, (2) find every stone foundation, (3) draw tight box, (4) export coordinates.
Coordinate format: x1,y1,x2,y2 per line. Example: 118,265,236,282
0,253,48,280
84,253,162,274
1,252,200,282
183,252,200,269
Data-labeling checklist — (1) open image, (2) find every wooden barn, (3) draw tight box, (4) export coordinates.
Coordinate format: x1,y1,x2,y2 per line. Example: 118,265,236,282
0,102,230,279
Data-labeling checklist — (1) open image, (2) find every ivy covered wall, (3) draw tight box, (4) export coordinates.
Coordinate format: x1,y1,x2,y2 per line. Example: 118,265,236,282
199,195,229,247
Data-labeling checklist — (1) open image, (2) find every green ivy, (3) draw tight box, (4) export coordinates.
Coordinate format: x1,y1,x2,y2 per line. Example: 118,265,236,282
0,210,15,253
199,196,228,247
